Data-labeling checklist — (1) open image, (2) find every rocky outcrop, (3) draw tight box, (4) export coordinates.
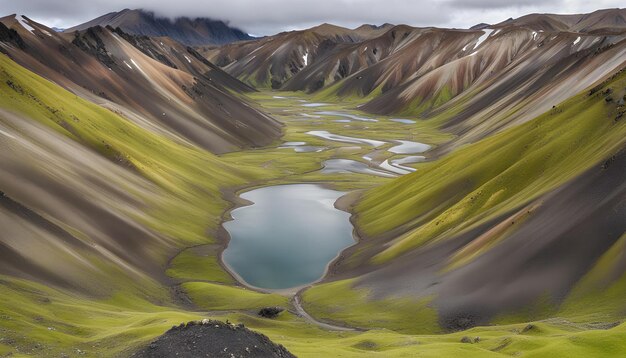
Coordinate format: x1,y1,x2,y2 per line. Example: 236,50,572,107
0,22,25,50
132,320,295,358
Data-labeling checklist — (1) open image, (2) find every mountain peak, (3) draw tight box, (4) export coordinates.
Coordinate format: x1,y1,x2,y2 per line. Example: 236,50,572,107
65,8,253,46
310,23,350,32
470,23,490,30
496,8,626,33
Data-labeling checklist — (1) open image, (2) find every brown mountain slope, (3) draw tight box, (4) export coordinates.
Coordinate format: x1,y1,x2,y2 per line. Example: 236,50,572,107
362,27,626,145
0,16,277,294
0,47,251,295
281,25,439,93
0,15,281,153
202,23,392,88
207,9,625,148
348,146,626,330
0,109,169,293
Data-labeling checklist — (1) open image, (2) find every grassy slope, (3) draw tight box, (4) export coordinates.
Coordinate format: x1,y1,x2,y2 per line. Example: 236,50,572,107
301,70,626,338
356,70,626,263
182,282,288,310
0,276,202,357
302,279,440,334
4,275,626,357
166,247,234,284
2,51,626,357
0,53,284,354
0,53,244,251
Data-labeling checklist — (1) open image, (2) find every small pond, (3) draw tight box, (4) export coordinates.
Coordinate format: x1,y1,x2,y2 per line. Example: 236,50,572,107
222,184,355,290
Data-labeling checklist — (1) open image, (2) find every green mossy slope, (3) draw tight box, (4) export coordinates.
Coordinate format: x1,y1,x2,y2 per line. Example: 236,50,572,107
356,69,626,263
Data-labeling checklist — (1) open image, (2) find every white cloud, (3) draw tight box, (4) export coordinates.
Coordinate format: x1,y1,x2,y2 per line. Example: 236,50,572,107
1,0,623,35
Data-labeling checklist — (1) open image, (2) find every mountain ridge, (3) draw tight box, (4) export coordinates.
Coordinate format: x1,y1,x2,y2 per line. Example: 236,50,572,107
0,14,281,153
65,8,254,46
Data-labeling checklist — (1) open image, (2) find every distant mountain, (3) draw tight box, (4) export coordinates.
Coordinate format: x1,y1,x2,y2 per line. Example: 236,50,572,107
470,22,490,30
65,9,253,46
202,22,393,89
209,8,626,146
497,8,626,33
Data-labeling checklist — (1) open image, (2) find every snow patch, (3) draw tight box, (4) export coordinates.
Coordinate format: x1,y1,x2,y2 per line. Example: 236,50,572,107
250,45,264,55
16,15,35,33
269,42,289,58
473,29,494,51
130,59,140,69
466,29,494,56
302,52,308,66
184,55,192,63
532,31,538,40
573,36,581,45
123,61,133,70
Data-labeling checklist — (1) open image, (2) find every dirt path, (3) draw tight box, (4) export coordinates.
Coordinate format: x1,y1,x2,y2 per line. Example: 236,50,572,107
292,294,363,332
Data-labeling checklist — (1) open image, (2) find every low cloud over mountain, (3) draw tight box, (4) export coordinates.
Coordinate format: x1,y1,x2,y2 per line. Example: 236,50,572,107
3,0,624,35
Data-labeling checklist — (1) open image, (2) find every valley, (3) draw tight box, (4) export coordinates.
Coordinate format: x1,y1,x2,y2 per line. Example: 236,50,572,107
0,6,625,357
2,81,625,356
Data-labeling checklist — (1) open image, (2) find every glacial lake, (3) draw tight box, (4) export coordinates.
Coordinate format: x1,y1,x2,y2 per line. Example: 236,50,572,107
222,184,355,290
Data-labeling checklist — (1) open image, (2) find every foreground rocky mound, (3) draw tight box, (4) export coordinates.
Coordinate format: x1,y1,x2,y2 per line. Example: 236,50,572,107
133,320,295,358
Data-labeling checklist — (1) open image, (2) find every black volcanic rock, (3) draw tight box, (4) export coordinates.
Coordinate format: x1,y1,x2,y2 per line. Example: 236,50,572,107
258,307,285,319
109,26,178,69
132,320,295,358
0,22,25,49
65,9,253,46
71,27,116,67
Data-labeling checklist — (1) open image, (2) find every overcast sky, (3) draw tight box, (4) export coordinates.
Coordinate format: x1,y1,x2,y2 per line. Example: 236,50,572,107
1,0,624,35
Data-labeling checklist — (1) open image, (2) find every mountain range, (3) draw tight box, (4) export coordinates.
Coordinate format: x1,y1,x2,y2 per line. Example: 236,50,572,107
0,6,625,358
